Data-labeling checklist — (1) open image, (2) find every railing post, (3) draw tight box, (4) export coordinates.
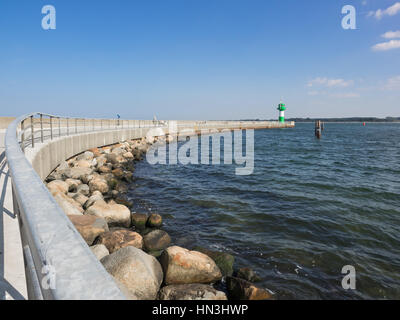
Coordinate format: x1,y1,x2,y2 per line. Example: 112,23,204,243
21,119,25,152
30,115,34,148
58,117,61,137
67,118,69,136
75,118,78,134
83,119,86,132
93,119,95,131
50,116,53,140
40,114,44,143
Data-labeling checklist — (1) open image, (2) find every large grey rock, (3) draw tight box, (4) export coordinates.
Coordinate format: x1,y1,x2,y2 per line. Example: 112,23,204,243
143,229,171,251
83,191,104,210
60,167,93,180
90,244,110,260
131,213,148,230
47,180,69,195
96,229,143,253
160,246,222,285
85,200,131,227
101,246,163,300
73,159,92,168
89,177,109,194
72,193,89,206
68,214,109,245
57,160,70,171
65,178,82,192
76,184,90,196
158,284,227,300
53,192,83,216
76,151,94,161
193,247,235,277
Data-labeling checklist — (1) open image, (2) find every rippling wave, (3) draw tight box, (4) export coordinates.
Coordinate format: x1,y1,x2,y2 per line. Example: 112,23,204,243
129,123,400,299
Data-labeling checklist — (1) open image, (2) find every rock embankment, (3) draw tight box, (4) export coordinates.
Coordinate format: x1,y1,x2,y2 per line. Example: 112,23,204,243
46,135,273,300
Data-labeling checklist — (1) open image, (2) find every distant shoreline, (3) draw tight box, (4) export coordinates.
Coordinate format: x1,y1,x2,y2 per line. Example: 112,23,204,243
240,118,400,123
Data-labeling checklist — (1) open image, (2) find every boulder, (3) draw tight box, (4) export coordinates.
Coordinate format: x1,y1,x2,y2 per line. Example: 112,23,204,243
89,177,109,194
225,276,273,300
160,246,222,285
113,195,133,208
98,165,112,174
85,200,131,227
193,247,235,277
89,148,102,158
57,160,70,171
147,213,162,228
74,159,92,168
114,181,128,193
143,230,171,251
76,184,90,196
235,267,262,283
65,178,82,192
90,244,110,260
158,284,227,300
112,168,124,179
47,180,69,195
131,213,148,230
76,151,94,161
60,167,93,180
96,229,143,253
96,156,107,168
101,246,163,300
111,147,125,156
72,193,89,206
53,192,83,216
83,191,104,210
68,214,109,245
81,173,95,185
106,153,119,165
123,152,134,159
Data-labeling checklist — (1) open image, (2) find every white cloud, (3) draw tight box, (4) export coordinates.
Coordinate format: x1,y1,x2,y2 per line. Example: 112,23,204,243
382,30,400,39
372,39,400,51
307,77,354,88
368,2,400,19
383,75,400,90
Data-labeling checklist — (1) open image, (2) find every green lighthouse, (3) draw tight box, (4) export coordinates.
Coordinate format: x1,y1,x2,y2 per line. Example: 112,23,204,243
277,101,286,123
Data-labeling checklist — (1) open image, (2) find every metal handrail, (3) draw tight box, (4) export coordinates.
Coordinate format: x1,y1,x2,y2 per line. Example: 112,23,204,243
5,112,153,300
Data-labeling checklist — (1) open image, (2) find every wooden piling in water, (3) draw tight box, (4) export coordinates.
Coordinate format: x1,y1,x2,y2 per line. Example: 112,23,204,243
315,120,322,139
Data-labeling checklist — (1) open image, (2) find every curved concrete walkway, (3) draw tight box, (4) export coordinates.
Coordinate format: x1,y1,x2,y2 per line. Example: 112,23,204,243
0,129,27,300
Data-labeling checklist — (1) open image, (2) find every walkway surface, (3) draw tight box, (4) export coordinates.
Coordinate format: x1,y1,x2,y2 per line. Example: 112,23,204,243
0,129,27,300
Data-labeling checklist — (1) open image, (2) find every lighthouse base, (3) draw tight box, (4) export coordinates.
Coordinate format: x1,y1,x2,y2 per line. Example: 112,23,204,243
279,117,285,123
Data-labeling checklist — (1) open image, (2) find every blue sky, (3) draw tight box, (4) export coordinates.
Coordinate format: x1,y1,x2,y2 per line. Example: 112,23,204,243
0,0,399,120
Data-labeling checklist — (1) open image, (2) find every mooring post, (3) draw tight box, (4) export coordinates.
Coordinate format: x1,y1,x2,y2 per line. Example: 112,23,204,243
315,120,322,139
